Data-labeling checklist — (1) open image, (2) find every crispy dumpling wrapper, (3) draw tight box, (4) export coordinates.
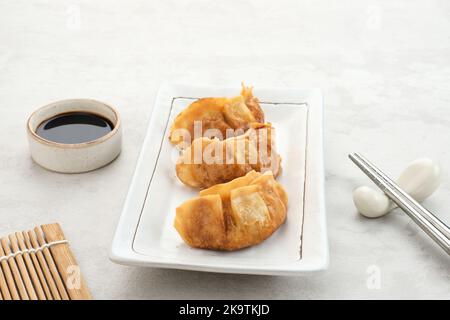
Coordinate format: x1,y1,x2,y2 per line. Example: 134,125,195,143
169,85,264,146
174,171,288,251
176,123,281,188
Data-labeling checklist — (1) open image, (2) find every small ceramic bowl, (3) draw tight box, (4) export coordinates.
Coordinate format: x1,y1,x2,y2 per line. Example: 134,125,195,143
27,99,122,173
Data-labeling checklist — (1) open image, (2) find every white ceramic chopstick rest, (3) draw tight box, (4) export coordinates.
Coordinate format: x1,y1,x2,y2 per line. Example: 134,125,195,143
353,158,441,218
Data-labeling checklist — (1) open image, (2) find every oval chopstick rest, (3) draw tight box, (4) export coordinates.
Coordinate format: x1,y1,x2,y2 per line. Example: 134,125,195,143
353,158,441,218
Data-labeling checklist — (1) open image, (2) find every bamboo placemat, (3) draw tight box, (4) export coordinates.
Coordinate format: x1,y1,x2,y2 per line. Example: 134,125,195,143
0,223,91,300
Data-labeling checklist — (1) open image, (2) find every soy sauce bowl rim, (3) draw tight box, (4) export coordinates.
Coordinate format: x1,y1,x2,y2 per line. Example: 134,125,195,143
27,98,121,149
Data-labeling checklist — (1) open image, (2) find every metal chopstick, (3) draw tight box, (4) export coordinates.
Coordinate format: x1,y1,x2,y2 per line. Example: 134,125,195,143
349,152,450,255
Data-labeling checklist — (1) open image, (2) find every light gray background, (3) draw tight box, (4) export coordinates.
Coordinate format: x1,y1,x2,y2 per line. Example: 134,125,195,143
0,0,449,299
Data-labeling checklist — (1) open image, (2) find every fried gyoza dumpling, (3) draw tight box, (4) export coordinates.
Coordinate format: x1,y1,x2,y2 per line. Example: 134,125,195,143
174,171,288,251
169,85,264,145
176,123,281,188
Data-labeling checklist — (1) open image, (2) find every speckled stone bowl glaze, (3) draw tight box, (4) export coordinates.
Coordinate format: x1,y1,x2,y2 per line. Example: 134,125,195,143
27,99,122,173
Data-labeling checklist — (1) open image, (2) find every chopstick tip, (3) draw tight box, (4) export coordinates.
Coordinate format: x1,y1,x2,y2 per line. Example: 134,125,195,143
348,153,358,161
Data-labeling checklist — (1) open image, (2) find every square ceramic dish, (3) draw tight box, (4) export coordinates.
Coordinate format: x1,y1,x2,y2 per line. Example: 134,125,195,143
110,83,328,275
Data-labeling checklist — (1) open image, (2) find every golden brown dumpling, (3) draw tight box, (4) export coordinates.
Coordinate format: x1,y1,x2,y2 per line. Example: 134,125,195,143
176,123,281,188
174,171,288,251
169,84,264,145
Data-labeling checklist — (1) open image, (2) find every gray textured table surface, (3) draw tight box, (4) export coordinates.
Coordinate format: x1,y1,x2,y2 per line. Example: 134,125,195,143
0,0,449,299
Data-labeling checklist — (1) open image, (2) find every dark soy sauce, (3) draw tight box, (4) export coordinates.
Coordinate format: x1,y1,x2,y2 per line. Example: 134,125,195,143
36,112,114,144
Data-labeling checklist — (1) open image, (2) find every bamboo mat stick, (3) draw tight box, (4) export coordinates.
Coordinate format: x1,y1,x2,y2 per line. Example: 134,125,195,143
33,227,70,300
8,234,38,300
0,224,90,300
41,223,92,300
0,244,18,300
15,232,46,300
0,257,12,300
27,230,61,300
21,231,52,300
0,237,28,300
0,273,9,300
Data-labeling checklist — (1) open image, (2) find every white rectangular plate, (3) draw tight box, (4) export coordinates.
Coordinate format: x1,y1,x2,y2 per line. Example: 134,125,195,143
110,83,328,275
